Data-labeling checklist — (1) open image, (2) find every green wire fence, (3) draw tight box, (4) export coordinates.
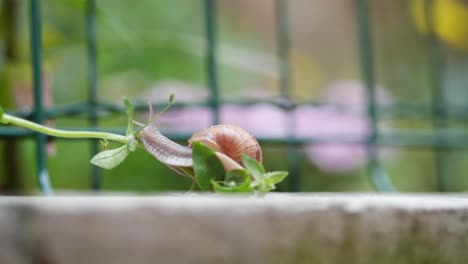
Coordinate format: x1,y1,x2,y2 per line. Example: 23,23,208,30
0,0,454,194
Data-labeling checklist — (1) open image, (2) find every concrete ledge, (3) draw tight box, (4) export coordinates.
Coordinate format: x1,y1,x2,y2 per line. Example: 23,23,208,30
1,194,468,264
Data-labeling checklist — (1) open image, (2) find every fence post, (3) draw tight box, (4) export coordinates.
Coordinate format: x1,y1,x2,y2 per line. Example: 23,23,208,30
30,0,53,194
275,0,301,191
424,0,449,192
203,0,220,124
356,0,395,192
86,0,100,190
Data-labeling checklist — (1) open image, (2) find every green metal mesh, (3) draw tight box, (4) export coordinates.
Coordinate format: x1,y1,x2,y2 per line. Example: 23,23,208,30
0,0,455,193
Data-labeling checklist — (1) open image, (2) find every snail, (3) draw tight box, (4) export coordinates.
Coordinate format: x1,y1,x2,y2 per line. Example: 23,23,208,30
138,124,262,176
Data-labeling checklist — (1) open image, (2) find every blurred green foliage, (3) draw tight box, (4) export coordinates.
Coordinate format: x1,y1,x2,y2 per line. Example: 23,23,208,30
1,0,468,193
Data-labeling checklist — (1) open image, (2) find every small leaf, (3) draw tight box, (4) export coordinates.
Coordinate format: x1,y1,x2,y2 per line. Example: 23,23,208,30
242,154,265,181
264,171,289,185
0,106,6,124
90,144,129,169
192,141,225,190
251,180,276,193
211,178,252,193
123,97,134,136
168,93,175,104
225,169,250,184
250,171,289,193
211,170,252,193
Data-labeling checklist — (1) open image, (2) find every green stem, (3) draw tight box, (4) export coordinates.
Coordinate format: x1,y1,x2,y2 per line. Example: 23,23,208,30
2,113,129,144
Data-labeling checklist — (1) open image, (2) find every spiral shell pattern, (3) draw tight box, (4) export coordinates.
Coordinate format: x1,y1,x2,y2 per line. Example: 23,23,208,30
188,124,262,165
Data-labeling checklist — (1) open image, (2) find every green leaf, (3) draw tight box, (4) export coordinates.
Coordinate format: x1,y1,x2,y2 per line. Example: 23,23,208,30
192,141,225,190
225,169,249,184
123,97,134,136
212,180,251,193
250,171,289,193
242,154,265,181
211,170,252,193
90,144,129,169
264,171,289,185
0,106,6,124
251,180,276,193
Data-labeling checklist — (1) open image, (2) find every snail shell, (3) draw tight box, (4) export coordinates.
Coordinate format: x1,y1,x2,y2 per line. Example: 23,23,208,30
188,125,262,165
138,124,262,174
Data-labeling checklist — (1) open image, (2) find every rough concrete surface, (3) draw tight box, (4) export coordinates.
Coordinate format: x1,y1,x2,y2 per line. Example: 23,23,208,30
0,193,467,264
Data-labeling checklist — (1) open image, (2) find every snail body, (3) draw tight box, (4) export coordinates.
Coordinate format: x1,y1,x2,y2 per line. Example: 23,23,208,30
138,124,262,175
139,125,193,167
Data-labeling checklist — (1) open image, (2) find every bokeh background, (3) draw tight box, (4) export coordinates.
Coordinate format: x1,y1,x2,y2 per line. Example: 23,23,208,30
1,0,468,193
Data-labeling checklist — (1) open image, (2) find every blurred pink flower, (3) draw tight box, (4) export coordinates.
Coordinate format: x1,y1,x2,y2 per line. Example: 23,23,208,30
156,107,213,133
322,80,392,112
297,80,393,173
221,104,288,137
157,104,287,137
293,106,370,173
